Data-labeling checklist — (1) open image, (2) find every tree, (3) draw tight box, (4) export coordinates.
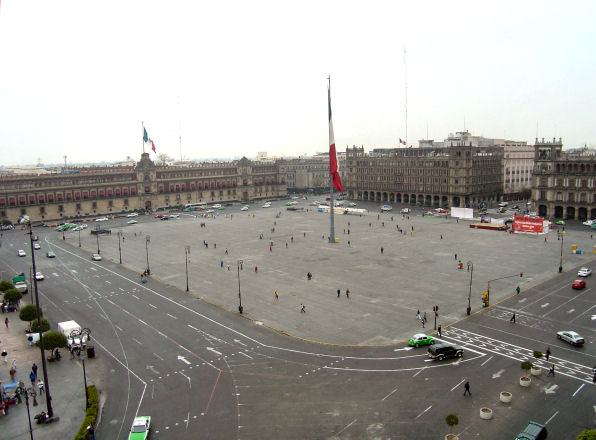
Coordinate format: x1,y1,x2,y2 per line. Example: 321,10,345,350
521,360,533,375
577,430,596,440
445,414,459,432
31,318,50,333
533,350,543,360
19,304,42,327
157,153,173,165
3,288,22,305
0,280,13,291
38,330,67,356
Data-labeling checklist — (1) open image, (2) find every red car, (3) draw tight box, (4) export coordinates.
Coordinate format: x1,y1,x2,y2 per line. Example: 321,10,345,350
154,214,163,218
572,279,586,290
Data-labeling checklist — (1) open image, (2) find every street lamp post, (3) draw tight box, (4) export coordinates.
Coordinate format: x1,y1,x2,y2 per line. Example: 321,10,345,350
96,230,100,254
466,261,473,315
16,385,37,440
558,230,565,273
117,232,122,264
185,246,190,292
62,228,65,241
486,272,524,306
145,235,151,275
78,228,81,247
20,217,55,418
237,260,243,314
82,358,89,409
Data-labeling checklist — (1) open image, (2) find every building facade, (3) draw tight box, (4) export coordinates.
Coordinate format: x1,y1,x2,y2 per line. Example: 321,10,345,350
0,153,287,223
284,153,345,193
531,138,596,220
495,141,534,199
344,142,503,208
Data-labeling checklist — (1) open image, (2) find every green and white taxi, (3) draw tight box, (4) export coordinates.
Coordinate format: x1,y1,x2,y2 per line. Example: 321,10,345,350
128,416,151,440
408,333,435,348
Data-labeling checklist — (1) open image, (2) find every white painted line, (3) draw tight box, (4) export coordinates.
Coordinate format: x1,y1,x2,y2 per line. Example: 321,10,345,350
89,267,97,271
132,338,142,345
115,325,123,332
234,339,247,347
177,355,191,365
179,371,192,388
540,302,550,308
480,355,493,367
148,303,157,309
544,410,559,425
450,379,465,392
381,387,398,401
188,324,199,331
153,353,164,361
567,309,575,314
167,313,177,320
71,270,78,274
239,352,253,359
414,405,432,420
132,294,140,300
336,418,358,436
413,366,427,377
572,384,584,397
119,287,124,292
207,347,222,356
106,280,111,284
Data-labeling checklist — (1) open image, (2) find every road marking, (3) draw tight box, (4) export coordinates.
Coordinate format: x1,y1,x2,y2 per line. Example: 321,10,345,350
153,353,164,361
179,371,192,388
52,272,59,277
119,287,124,292
71,270,77,274
239,352,253,359
393,347,414,351
414,405,432,420
336,418,358,436
132,338,142,345
177,355,191,365
543,384,558,395
492,369,505,379
132,294,140,300
567,309,575,314
89,267,97,271
413,366,427,377
188,324,199,331
450,379,465,392
540,303,550,308
518,298,527,303
207,347,222,356
234,339,247,347
572,384,584,397
544,410,559,425
115,325,123,332
106,280,111,284
167,313,177,320
185,411,190,430
480,355,493,367
148,303,157,309
381,387,398,401
146,365,160,375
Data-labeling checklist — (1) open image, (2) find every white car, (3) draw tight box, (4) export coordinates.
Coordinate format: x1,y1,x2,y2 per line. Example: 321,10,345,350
205,209,215,213
33,243,41,250
380,205,392,212
400,208,411,214
578,267,592,277
241,205,249,211
91,254,102,261
262,203,271,208
126,220,138,225
556,330,584,346
79,224,88,229
583,220,595,226
212,204,222,209
95,217,109,222
17,249,26,257
168,214,180,219
127,212,139,217
35,272,44,281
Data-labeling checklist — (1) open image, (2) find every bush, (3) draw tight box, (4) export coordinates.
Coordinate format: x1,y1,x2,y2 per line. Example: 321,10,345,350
577,430,596,440
19,304,42,324
446,414,459,432
3,289,22,304
74,385,99,440
31,318,50,333
38,330,67,353
0,280,13,292
521,361,533,373
533,350,543,359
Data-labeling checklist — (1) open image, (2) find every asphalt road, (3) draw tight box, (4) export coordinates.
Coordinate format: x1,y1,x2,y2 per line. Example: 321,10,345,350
0,202,594,439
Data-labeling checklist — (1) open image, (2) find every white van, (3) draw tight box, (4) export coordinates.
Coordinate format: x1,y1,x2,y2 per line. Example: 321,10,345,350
498,202,508,207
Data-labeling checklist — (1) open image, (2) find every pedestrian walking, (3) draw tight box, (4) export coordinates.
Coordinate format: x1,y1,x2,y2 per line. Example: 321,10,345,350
2,349,7,363
37,379,44,395
337,289,340,298
291,236,293,242
437,325,442,337
274,290,279,300
220,260,224,268
4,317,8,328
32,363,37,378
440,234,443,240
454,253,457,260
285,242,288,248
421,318,425,328
254,266,258,273
225,249,228,255
346,289,350,299
547,364,555,376
347,241,351,247
544,236,547,244
423,311,427,322
516,286,521,295
29,371,36,386
510,313,516,323
226,264,230,271
463,381,471,396
416,310,420,320
300,304,306,313
381,247,384,254
87,426,95,440
545,347,551,361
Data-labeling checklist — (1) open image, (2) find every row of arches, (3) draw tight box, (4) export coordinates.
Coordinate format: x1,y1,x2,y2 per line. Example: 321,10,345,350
537,205,596,220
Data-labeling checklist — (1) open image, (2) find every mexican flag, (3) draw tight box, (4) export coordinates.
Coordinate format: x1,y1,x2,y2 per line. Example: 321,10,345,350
328,85,343,194
143,127,157,153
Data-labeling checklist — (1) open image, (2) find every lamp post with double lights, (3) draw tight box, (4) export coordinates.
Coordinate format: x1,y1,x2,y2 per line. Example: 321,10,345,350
95,228,100,254
117,231,123,264
20,216,55,418
78,228,81,247
466,261,473,315
486,272,524,307
237,260,243,314
185,245,190,292
145,235,151,275
16,385,37,440
558,230,565,273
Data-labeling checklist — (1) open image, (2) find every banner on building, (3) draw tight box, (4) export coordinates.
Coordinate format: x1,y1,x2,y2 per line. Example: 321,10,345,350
513,215,544,233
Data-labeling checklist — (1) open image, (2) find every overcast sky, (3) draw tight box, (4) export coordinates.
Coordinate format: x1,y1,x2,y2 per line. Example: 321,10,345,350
1,1,595,166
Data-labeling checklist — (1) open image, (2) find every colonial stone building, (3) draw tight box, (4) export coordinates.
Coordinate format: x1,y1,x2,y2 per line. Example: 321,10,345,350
284,153,346,193
531,138,596,220
0,153,287,223
344,141,503,208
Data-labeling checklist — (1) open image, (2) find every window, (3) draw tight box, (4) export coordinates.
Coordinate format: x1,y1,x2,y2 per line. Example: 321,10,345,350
92,202,97,209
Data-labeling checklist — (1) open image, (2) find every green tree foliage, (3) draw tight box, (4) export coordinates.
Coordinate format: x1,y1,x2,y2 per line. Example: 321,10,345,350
19,304,42,324
0,280,13,291
3,289,22,304
577,430,596,440
31,318,50,333
445,414,459,432
521,361,533,373
533,350,543,359
38,330,67,353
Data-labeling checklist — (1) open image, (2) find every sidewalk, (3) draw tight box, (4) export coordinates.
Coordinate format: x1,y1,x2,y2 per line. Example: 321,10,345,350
0,306,86,440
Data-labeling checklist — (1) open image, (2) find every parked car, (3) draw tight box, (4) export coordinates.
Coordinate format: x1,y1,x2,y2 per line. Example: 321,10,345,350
497,207,507,213
241,205,249,211
33,243,41,250
128,416,151,440
428,343,463,361
154,214,164,218
91,254,102,261
17,249,26,257
556,330,584,346
583,219,595,226
434,208,448,214
35,272,44,281
408,333,435,348
46,251,56,258
127,220,138,225
572,279,586,290
380,205,392,212
514,421,547,440
95,217,109,222
126,212,139,217
577,267,592,277
555,220,565,225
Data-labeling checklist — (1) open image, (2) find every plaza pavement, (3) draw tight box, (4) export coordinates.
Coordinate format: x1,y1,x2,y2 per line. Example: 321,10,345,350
71,200,596,346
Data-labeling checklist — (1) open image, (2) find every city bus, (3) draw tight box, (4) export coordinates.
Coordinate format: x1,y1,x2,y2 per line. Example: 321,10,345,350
184,202,207,211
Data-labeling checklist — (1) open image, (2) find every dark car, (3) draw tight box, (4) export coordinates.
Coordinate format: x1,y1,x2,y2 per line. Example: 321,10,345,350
514,421,547,440
428,343,464,361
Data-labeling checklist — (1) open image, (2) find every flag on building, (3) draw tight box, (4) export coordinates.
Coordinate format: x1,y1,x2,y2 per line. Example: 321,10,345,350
399,138,406,146
150,139,156,153
328,85,343,194
143,127,157,153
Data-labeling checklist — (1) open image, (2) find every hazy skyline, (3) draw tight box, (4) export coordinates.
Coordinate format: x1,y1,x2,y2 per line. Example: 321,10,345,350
1,1,595,166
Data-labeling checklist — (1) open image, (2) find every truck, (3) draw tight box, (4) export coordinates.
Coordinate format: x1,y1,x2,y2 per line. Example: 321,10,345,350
57,320,88,348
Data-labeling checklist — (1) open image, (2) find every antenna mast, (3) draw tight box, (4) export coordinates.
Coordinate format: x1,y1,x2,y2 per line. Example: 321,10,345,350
404,46,408,146
177,96,183,161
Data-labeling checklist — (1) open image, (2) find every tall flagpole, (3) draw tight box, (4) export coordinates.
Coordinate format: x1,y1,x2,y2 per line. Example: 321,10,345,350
142,121,145,154
328,76,336,244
